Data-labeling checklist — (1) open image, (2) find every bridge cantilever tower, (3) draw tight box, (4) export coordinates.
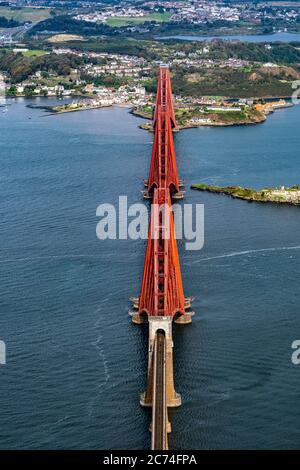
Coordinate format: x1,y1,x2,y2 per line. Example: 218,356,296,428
144,67,184,199
138,188,185,319
153,66,177,130
130,65,193,450
132,65,192,326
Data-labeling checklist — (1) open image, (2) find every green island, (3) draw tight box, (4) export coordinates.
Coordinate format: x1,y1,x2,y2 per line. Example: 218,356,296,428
134,103,268,130
191,184,300,205
43,95,291,126
46,99,267,126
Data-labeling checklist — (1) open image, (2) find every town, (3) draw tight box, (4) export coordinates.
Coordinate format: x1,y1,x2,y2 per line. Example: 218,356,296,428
47,1,300,31
0,0,299,126
1,0,300,46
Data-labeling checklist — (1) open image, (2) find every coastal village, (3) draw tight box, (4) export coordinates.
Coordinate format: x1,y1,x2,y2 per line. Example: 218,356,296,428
0,1,298,128
3,44,256,94
1,1,299,126
1,45,293,128
1,0,300,44
47,87,290,130
72,1,300,30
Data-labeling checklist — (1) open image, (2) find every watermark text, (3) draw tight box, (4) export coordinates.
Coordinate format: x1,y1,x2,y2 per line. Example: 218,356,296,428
291,340,300,365
96,196,204,251
0,340,6,365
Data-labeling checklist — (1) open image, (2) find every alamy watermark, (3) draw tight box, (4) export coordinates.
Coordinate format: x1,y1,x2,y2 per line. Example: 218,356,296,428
291,340,300,365
0,340,6,365
96,196,204,251
292,80,300,105
0,75,6,106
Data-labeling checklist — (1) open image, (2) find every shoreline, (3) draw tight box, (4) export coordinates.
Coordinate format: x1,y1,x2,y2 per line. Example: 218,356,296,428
191,183,300,205
133,99,293,130
25,102,131,115
50,103,132,114
14,95,295,129
51,103,113,114
156,30,300,40
138,119,266,131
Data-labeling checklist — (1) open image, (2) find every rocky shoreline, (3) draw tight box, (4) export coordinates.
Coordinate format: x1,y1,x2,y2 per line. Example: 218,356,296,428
133,107,268,130
24,97,292,128
191,183,300,205
132,99,294,131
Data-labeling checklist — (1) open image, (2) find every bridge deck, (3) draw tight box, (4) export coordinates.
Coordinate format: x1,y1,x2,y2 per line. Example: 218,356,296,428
151,331,168,450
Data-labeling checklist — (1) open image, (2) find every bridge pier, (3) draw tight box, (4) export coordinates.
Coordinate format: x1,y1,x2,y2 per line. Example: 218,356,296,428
130,297,193,325
174,312,193,324
131,312,148,324
140,317,181,408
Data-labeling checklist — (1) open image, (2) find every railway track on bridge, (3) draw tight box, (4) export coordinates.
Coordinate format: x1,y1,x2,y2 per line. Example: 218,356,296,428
152,331,167,450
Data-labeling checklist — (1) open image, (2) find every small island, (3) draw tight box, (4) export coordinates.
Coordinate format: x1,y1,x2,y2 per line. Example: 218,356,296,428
135,99,292,131
191,184,300,205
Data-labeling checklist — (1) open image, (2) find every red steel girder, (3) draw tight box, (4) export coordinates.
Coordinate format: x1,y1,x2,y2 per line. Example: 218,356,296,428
139,188,185,318
153,66,177,130
138,65,185,319
148,105,179,195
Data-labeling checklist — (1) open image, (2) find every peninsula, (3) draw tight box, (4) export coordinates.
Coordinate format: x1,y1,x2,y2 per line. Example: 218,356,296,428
50,99,267,125
191,184,300,205
135,99,292,131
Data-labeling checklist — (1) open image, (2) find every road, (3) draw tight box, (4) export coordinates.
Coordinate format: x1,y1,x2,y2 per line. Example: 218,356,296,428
0,23,33,44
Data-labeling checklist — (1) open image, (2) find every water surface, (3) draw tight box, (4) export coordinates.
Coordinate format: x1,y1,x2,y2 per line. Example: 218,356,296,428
0,98,300,449
158,32,300,43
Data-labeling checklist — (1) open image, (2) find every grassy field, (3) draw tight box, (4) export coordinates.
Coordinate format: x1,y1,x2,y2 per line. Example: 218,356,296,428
0,7,51,24
22,50,49,57
106,12,171,28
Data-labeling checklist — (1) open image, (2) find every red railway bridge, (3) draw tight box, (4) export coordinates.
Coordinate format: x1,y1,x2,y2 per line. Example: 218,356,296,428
130,66,193,450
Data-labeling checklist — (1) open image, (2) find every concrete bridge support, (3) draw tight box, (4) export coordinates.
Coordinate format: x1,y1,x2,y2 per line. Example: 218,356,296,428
140,317,181,408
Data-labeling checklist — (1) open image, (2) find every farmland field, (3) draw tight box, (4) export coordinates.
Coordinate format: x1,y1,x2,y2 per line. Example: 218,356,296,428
22,50,50,57
48,34,86,43
106,12,171,27
0,7,51,23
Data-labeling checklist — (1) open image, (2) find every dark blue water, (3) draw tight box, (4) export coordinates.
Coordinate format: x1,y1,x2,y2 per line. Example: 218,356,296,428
0,98,300,449
158,32,300,43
